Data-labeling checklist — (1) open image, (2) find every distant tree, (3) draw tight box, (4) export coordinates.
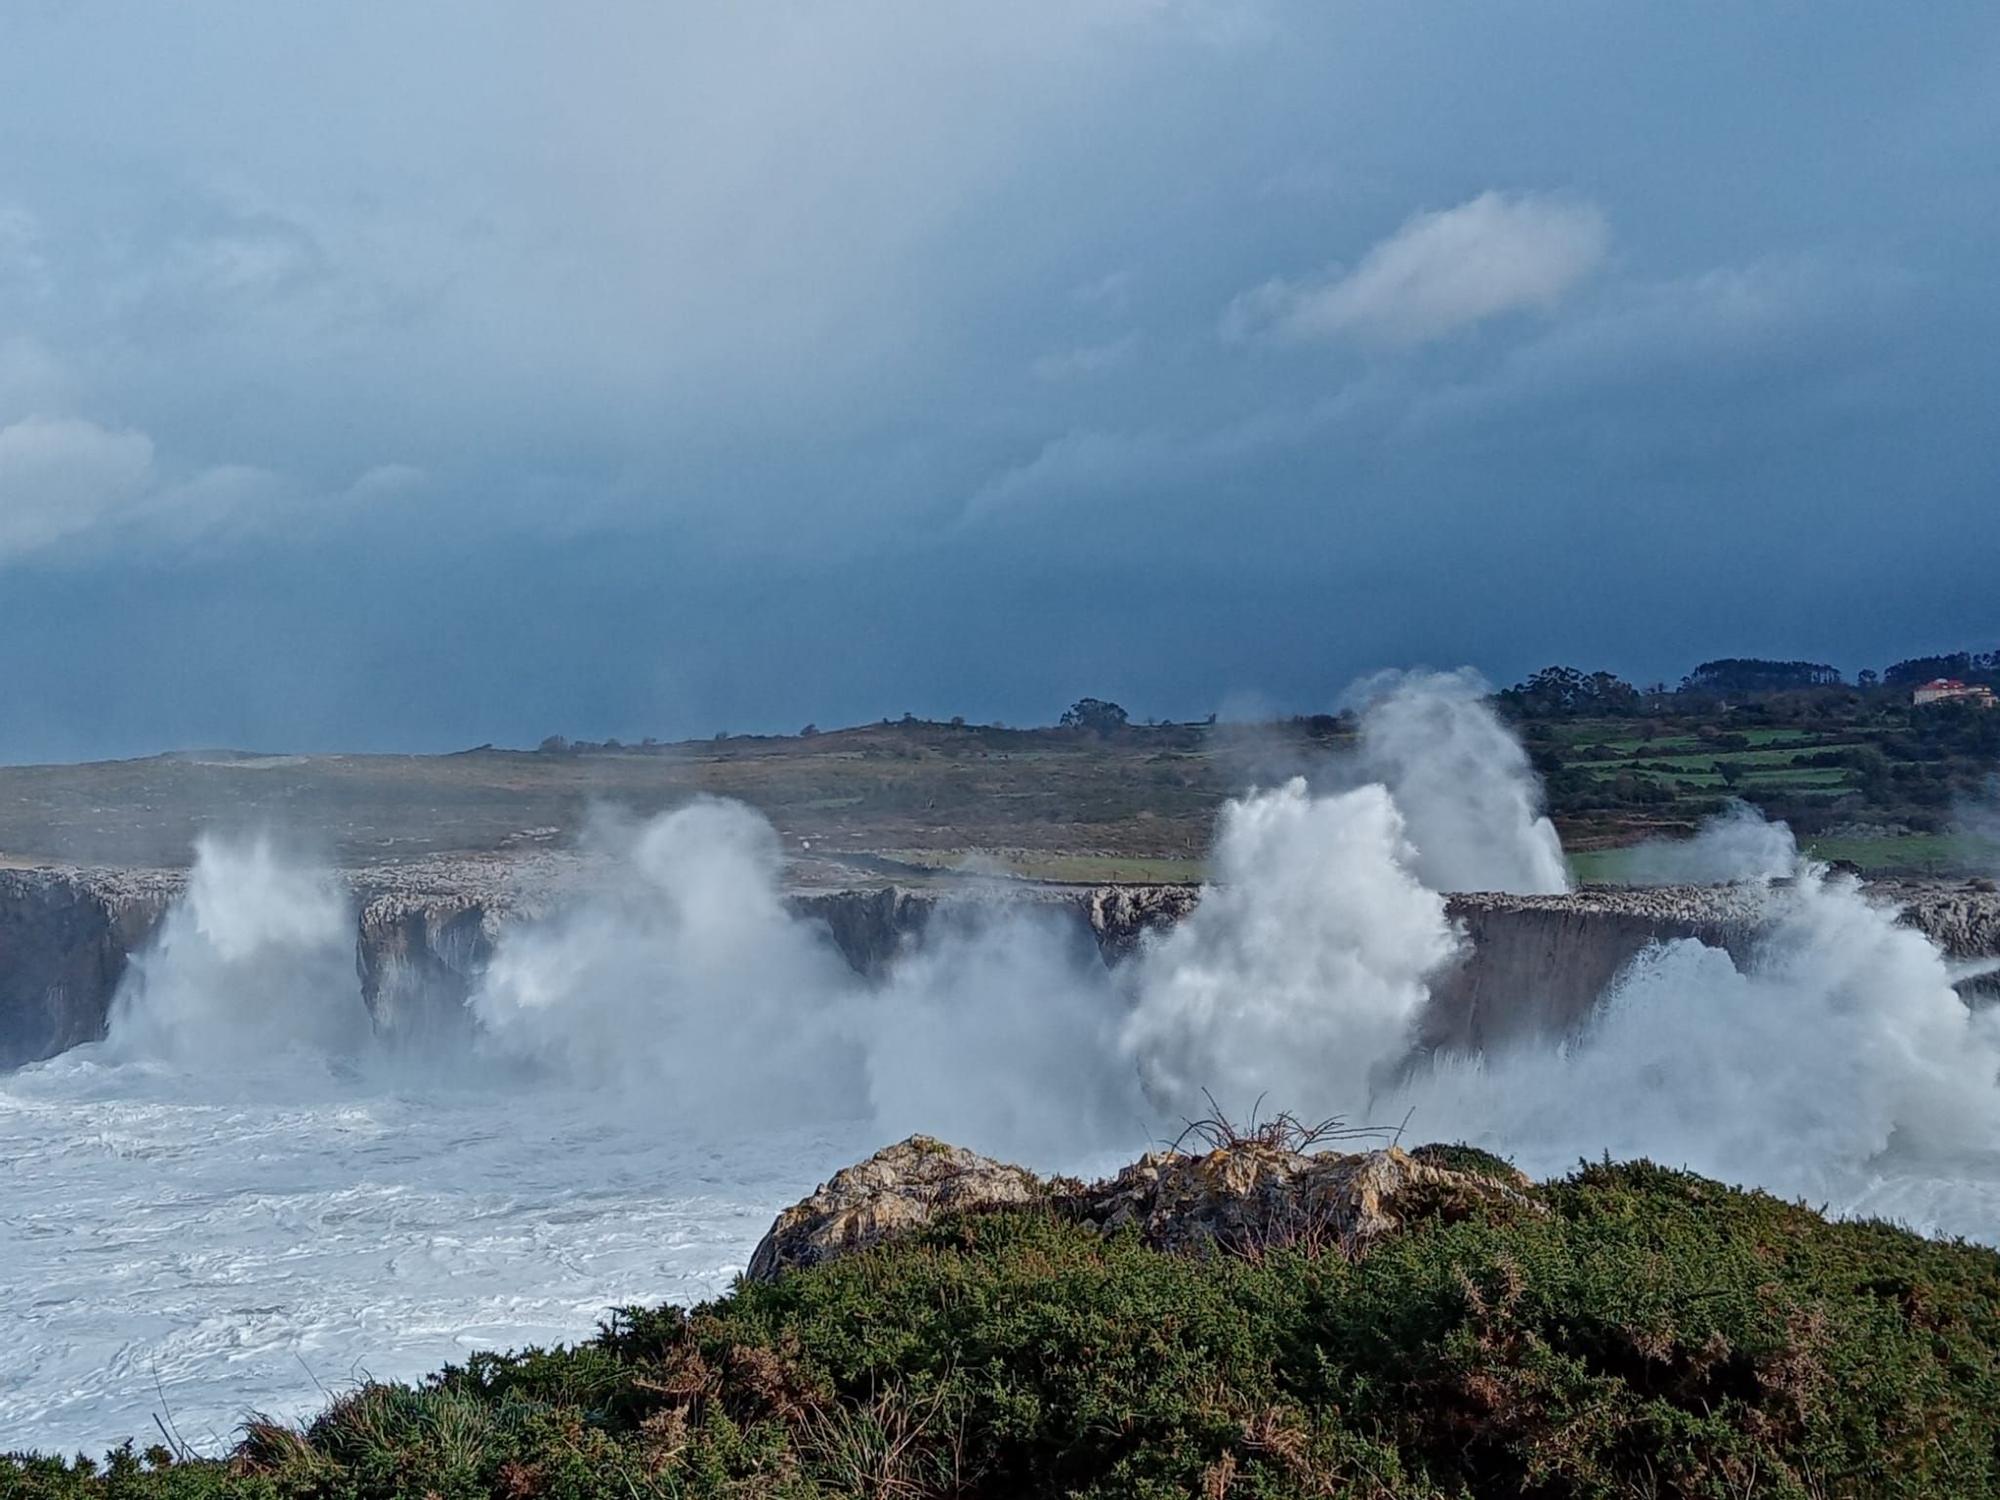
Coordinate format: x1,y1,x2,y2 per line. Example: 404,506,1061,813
1856,670,1880,690
1679,659,1843,695
1884,651,1999,686
1060,697,1130,733
1499,666,1640,717
537,735,571,755
949,715,966,728
799,723,819,738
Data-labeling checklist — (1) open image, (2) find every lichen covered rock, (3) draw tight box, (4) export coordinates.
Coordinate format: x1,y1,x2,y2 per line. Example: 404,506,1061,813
745,1134,1044,1280
1076,1142,1539,1258
746,1135,1541,1280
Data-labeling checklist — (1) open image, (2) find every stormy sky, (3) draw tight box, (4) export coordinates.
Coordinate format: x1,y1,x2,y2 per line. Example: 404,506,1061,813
1,3,1994,759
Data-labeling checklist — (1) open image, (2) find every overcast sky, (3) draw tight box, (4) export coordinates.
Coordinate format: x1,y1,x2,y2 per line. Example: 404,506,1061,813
1,2,1994,759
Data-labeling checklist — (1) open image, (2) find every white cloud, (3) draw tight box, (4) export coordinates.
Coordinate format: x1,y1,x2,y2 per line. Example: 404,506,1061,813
0,415,155,559
132,463,289,542
1031,335,1137,382
1396,254,1905,436
0,415,409,565
1225,190,1609,348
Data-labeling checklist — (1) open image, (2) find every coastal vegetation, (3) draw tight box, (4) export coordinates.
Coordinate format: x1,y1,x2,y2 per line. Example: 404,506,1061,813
0,659,1995,877
9,1156,2000,1498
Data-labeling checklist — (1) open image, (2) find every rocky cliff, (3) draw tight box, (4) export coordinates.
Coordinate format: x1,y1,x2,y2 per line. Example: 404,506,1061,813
0,870,173,1068
1,864,1995,1070
745,1132,1541,1281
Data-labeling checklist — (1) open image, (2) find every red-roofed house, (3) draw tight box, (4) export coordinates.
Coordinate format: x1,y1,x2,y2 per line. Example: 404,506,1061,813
1913,678,1998,708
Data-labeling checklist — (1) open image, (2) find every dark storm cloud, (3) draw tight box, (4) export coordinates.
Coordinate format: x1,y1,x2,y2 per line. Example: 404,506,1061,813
0,1,1994,757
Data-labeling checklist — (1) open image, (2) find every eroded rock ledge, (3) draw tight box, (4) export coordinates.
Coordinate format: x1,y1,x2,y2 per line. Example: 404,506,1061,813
747,1134,1543,1281
2,862,1997,1069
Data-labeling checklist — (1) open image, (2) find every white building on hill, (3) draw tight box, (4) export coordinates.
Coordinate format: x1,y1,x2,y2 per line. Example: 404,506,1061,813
1913,677,1998,708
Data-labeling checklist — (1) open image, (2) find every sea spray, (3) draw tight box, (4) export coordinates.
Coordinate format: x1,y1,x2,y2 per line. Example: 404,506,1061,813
106,833,368,1064
866,904,1146,1159
1623,799,1801,885
465,808,1147,1160
467,799,870,1124
1348,668,1570,895
1387,816,2000,1211
1120,778,1460,1125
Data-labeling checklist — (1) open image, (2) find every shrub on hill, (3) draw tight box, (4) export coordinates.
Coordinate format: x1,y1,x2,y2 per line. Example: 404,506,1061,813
9,1157,2000,1498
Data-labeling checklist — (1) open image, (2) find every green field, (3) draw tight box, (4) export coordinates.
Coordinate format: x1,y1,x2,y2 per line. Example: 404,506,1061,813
0,698,1993,879
1570,833,1995,884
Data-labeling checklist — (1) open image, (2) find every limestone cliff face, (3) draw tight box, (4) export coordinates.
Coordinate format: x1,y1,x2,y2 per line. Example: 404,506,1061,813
1873,879,2000,961
2,866,1996,1069
1425,888,1768,1052
0,871,171,1068
355,896,502,1046
790,887,937,975
346,884,1204,1044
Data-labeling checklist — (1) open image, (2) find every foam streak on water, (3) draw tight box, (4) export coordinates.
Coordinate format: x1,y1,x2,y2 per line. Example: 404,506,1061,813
0,1055,878,1456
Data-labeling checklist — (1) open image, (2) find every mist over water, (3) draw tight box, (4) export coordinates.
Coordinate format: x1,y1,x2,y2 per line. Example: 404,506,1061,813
106,834,370,1066
9,677,2000,1453
1120,779,1459,1124
1346,669,1571,895
1399,859,2000,1201
469,802,866,1122
1622,799,1802,885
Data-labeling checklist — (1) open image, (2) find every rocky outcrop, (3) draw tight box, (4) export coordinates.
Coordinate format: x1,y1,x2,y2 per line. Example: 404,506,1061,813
1425,886,1770,1051
745,1135,1542,1281
1082,883,1203,956
355,895,501,1046
4,862,1998,1069
0,870,172,1068
790,887,937,976
1075,1140,1539,1257
746,1135,1045,1280
1874,878,2000,961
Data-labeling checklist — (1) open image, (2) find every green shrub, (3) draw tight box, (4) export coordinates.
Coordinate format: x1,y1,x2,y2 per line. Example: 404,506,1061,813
10,1157,2000,1498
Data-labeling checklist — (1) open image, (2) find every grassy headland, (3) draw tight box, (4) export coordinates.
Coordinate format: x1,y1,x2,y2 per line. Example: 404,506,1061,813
9,1158,2000,1498
0,660,1995,878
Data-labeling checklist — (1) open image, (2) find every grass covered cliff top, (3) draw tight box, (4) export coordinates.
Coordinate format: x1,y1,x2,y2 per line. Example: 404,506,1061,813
4,672,1997,878
9,1156,2000,1499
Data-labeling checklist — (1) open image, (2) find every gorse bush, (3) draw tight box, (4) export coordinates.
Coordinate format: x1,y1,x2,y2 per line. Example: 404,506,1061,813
9,1158,2000,1498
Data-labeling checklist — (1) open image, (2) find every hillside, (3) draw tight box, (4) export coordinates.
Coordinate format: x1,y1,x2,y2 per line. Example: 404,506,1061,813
9,1148,2000,1498
1,688,1995,879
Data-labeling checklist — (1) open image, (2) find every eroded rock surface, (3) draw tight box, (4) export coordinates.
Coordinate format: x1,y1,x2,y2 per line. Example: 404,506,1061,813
745,1136,1543,1281
0,870,172,1068
746,1135,1045,1280
3,860,1998,1069
1078,1141,1539,1257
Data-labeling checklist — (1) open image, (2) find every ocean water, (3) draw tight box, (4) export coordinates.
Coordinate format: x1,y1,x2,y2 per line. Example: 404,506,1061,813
9,1026,2000,1459
0,1052,878,1456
